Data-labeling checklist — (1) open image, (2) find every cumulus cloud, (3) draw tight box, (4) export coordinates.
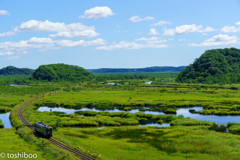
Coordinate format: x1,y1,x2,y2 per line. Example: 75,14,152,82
135,36,167,43
149,28,158,35
0,10,9,15
0,51,14,56
56,38,105,47
221,26,240,33
152,21,171,26
81,6,114,19
0,20,99,38
221,21,240,33
0,31,16,37
96,36,167,50
129,16,154,22
0,37,55,52
6,56,20,61
164,24,215,36
189,34,238,47
0,37,106,56
50,30,98,38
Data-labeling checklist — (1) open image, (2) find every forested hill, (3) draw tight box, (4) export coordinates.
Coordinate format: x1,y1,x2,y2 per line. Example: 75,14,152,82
176,48,240,84
32,63,94,81
88,66,186,74
0,66,34,75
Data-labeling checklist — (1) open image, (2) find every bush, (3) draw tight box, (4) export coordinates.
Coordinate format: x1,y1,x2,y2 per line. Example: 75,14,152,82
163,108,177,114
124,107,132,111
157,120,163,124
0,119,4,128
0,106,11,113
170,117,218,127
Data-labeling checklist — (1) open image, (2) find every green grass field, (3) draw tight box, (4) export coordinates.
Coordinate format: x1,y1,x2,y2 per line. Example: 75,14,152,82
53,126,240,160
35,82,240,115
2,75,240,160
0,129,46,160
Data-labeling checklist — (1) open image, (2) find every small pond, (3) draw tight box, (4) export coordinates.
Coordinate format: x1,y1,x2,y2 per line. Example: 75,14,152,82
106,82,119,85
38,106,240,126
8,84,29,87
144,81,152,84
139,123,170,127
0,112,12,128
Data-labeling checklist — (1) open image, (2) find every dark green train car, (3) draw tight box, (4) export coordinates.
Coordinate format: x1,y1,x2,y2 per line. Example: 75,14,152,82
35,122,53,138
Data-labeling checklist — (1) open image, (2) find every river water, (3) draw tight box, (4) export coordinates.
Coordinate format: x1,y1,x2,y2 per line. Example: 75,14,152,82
0,112,12,128
2,105,239,129
38,106,240,126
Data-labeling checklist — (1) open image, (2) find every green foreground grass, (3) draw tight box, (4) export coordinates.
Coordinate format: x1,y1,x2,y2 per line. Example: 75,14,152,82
0,129,46,160
54,126,240,160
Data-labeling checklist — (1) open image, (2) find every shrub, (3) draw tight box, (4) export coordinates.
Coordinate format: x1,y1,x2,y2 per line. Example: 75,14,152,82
124,107,132,111
163,109,177,114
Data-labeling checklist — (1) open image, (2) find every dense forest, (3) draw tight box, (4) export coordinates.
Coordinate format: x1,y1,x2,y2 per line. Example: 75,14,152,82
0,66,34,75
88,66,186,74
176,48,240,84
32,63,94,82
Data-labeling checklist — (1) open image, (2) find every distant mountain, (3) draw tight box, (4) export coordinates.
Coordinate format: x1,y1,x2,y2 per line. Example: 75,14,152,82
0,66,34,75
88,66,186,74
176,48,240,84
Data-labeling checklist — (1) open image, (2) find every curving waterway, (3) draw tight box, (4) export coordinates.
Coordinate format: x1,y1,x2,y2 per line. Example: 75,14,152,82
38,106,240,126
0,112,12,128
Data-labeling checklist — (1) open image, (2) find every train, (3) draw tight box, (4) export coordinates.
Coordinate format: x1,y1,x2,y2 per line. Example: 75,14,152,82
35,122,53,138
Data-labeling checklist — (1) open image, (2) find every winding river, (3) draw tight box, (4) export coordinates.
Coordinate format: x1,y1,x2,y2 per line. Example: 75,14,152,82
38,106,240,126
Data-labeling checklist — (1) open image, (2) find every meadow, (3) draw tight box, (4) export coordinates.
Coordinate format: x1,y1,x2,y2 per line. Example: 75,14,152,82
2,73,240,160
0,129,46,160
53,126,240,160
35,81,240,115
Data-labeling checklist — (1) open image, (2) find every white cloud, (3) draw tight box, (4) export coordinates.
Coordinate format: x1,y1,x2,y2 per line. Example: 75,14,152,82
0,51,14,56
164,24,215,36
50,30,98,38
135,36,167,43
0,31,16,37
189,34,238,47
129,16,154,22
236,22,240,25
0,10,9,15
0,37,106,56
152,21,171,26
221,22,240,33
0,20,99,38
149,28,158,35
6,56,20,61
96,36,168,50
221,26,240,33
0,37,55,52
81,6,114,19
56,38,105,47
199,27,215,33
28,37,54,44
135,37,158,41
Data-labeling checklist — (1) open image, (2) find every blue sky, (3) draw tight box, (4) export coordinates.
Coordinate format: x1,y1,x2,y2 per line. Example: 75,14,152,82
0,0,240,69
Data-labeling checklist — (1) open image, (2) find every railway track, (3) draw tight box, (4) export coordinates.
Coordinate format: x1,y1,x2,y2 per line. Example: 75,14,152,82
17,98,96,160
